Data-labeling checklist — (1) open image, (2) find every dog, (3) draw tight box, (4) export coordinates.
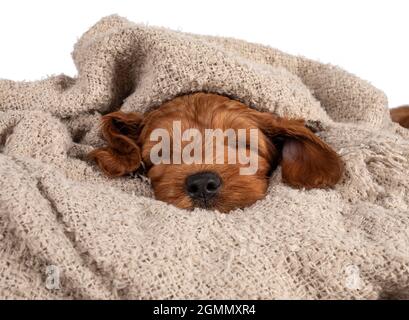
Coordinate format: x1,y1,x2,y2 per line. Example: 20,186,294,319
90,93,343,212
390,105,409,129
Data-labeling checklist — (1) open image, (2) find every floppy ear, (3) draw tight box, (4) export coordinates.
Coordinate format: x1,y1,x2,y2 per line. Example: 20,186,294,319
252,112,343,189
390,106,409,129
89,111,143,177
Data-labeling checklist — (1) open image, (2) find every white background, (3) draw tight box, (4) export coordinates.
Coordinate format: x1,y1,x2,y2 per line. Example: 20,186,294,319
0,0,407,108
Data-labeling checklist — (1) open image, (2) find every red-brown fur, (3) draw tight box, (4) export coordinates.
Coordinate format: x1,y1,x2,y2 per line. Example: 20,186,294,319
89,93,343,212
391,105,409,129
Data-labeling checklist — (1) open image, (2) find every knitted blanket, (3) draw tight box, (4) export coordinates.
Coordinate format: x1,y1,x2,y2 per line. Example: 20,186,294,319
1,15,408,300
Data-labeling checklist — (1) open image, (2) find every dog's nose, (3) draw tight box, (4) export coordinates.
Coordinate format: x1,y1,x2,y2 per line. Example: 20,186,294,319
185,172,221,201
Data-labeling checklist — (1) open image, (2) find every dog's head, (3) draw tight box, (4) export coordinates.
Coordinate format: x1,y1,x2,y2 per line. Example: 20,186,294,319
90,93,343,212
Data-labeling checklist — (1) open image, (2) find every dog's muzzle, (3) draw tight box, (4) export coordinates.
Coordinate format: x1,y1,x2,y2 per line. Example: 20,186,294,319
185,171,221,208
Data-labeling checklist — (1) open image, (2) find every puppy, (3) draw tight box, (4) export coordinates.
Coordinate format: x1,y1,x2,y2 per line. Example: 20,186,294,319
390,105,409,129
90,93,343,212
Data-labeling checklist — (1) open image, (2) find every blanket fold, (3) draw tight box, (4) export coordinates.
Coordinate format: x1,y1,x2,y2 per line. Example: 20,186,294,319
0,15,408,299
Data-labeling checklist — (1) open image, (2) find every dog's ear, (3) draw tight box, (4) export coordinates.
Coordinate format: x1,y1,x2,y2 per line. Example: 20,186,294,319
390,106,409,129
251,111,343,189
89,111,143,177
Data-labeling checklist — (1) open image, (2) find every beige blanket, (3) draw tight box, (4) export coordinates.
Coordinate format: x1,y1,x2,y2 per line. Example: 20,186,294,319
1,15,408,300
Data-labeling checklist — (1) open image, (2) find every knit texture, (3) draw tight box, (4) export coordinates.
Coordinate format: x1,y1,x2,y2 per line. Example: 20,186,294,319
1,15,408,299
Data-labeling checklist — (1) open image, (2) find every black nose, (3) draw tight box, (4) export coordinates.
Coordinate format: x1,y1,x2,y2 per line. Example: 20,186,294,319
185,172,221,202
